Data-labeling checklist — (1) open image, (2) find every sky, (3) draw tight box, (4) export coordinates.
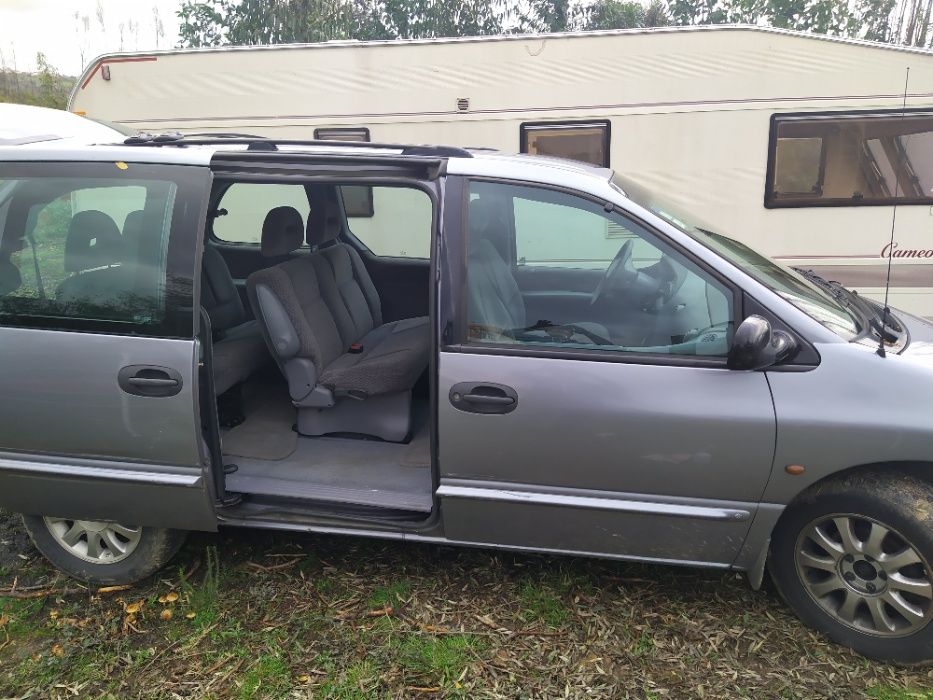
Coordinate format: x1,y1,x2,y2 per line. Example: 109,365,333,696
0,0,184,76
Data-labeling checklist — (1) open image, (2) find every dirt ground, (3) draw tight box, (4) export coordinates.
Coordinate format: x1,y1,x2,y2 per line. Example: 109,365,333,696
0,509,931,700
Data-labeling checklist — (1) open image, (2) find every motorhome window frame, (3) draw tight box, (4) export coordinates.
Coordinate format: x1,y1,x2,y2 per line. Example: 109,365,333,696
765,107,933,209
519,119,612,169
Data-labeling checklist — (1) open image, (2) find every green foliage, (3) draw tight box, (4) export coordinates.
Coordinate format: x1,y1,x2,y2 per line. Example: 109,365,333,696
175,0,674,46
0,53,73,110
393,633,483,685
584,0,671,29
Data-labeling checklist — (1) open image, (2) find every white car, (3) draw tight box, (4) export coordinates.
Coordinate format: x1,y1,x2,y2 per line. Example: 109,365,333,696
0,103,131,146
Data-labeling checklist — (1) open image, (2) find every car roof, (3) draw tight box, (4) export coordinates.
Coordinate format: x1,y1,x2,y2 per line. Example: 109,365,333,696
0,135,615,190
0,104,129,147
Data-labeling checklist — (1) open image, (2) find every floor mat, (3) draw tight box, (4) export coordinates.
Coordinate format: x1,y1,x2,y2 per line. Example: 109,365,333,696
226,398,433,511
221,383,297,461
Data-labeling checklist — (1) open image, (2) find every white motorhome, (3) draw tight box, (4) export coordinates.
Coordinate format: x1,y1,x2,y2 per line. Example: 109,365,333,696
70,25,933,318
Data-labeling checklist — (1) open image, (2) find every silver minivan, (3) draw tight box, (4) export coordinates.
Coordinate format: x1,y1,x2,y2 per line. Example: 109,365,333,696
0,134,931,664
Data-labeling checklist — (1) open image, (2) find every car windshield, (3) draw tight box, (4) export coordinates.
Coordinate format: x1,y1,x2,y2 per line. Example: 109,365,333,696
611,173,863,341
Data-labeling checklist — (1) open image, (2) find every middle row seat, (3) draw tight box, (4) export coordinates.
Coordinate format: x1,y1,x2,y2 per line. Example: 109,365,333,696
246,205,429,442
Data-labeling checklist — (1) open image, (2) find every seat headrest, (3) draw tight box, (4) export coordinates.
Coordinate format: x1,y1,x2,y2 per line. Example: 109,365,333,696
261,206,304,257
469,197,497,239
122,210,144,242
468,197,511,260
64,210,124,272
306,199,342,248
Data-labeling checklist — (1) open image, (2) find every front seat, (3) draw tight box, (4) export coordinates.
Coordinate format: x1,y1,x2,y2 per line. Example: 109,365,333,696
467,198,610,343
201,244,270,396
56,210,132,312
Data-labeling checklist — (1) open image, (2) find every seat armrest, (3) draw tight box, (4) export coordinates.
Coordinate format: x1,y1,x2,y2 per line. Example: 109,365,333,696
255,284,300,360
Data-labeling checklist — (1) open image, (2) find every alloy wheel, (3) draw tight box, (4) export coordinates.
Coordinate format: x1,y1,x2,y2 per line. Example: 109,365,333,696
795,514,933,637
43,517,142,565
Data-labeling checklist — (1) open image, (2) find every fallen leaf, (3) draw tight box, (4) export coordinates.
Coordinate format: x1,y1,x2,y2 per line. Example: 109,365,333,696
48,609,59,620
0,615,9,627
51,644,64,658
97,585,131,594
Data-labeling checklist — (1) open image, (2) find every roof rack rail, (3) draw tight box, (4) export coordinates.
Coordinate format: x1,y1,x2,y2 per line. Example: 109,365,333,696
122,133,474,158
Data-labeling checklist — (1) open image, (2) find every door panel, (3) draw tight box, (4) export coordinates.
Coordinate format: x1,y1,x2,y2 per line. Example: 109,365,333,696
0,329,201,463
438,352,775,564
0,161,214,530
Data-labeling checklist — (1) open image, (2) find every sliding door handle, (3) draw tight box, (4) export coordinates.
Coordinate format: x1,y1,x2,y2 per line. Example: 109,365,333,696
450,382,518,414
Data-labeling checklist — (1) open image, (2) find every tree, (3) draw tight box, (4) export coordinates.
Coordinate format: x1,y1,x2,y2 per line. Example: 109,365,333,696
175,0,928,50
582,0,671,29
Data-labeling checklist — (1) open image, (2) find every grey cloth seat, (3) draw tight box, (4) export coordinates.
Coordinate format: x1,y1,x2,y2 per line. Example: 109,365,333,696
56,210,134,312
467,198,610,343
247,204,428,442
202,244,270,395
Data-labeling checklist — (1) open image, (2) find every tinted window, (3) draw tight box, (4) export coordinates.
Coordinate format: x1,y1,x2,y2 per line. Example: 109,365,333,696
521,121,610,168
0,162,202,336
214,183,310,244
465,181,733,357
768,111,933,206
347,186,432,259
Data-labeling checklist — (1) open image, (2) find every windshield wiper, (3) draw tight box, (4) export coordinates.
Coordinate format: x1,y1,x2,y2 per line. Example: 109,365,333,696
793,267,900,341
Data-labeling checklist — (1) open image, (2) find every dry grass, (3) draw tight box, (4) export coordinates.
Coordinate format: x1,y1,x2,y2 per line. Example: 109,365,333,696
1,512,932,699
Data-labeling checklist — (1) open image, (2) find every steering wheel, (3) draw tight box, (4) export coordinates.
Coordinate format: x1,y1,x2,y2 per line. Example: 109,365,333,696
683,321,732,344
590,240,634,306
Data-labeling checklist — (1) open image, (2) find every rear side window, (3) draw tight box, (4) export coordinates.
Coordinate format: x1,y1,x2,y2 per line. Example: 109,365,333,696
521,121,610,168
767,110,933,207
0,162,204,337
347,186,432,259
214,183,311,244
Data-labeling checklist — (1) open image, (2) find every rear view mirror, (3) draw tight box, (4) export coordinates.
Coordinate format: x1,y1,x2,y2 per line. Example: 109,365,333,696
727,315,797,370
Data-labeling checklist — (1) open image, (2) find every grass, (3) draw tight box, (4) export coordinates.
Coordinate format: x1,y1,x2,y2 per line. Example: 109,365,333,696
518,579,570,627
2,518,933,698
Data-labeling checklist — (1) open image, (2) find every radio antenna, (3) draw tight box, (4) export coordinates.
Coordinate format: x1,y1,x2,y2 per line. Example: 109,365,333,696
877,66,910,358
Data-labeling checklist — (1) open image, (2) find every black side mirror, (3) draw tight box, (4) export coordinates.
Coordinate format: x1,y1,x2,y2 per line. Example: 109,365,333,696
727,315,797,370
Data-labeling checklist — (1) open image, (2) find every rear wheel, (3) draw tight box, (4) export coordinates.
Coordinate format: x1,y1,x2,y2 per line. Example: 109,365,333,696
770,472,933,664
21,514,186,585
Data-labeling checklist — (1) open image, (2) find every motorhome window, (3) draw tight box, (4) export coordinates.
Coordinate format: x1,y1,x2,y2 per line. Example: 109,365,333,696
774,137,824,195
213,183,311,245
767,111,933,206
314,128,374,218
0,176,179,330
347,186,431,259
520,121,610,168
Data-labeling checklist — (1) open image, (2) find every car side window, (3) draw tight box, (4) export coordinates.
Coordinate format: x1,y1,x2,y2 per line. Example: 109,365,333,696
214,183,311,245
465,181,733,357
347,186,432,259
0,164,199,337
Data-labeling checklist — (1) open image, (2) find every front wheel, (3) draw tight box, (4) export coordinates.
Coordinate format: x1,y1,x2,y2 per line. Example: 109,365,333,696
21,514,186,585
770,471,933,664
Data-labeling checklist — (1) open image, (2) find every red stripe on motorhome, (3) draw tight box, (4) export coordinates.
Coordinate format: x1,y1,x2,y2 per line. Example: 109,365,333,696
80,56,158,89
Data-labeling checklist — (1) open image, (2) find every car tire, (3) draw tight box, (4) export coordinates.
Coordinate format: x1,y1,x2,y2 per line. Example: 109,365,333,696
21,514,187,586
769,470,933,664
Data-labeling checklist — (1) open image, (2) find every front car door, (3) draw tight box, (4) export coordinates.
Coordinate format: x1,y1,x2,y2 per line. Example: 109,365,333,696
438,175,777,566
0,158,216,531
